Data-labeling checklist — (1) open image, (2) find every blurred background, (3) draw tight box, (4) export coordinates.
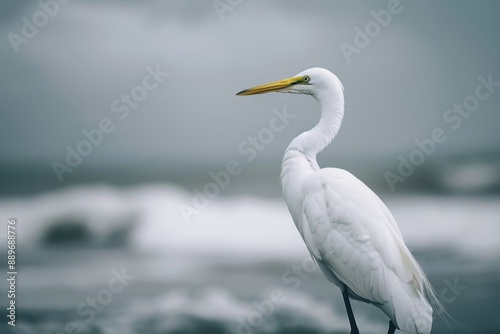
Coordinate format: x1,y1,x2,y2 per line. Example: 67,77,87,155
0,1,499,333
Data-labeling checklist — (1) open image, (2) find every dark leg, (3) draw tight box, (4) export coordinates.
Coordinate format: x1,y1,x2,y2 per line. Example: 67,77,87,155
387,320,396,334
342,290,359,334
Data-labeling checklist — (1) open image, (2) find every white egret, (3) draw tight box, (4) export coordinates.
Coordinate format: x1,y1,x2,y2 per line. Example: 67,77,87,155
236,68,444,334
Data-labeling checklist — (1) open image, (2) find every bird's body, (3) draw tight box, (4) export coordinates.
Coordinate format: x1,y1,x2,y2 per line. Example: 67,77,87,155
237,68,443,334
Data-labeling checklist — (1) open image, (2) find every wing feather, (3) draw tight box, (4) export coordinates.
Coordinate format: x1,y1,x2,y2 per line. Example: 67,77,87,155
300,168,414,304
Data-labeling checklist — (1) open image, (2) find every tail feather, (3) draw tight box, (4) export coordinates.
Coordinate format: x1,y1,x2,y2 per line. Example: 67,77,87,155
405,249,452,327
384,241,452,333
379,279,432,334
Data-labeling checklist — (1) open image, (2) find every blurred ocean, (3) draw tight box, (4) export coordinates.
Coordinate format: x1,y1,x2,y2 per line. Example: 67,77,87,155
1,184,499,334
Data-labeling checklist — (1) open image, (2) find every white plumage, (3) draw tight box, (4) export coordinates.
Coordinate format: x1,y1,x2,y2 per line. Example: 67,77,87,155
237,67,443,334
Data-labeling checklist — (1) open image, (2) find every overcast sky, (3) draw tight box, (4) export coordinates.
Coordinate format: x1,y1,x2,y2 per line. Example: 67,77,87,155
1,0,499,188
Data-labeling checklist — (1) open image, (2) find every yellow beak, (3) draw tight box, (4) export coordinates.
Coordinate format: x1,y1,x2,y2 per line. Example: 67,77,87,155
236,76,304,96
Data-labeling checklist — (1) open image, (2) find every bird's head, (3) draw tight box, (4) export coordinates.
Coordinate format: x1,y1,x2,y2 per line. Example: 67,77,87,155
236,67,344,99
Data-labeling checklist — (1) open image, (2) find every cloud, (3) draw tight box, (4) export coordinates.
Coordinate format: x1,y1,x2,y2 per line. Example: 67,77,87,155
0,1,499,182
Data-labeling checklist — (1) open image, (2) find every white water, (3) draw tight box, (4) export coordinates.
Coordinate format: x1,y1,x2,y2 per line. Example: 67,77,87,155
1,184,499,260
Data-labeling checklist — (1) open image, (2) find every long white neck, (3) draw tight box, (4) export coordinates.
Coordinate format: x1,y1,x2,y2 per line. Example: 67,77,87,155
290,94,344,155
281,87,345,175
279,86,344,229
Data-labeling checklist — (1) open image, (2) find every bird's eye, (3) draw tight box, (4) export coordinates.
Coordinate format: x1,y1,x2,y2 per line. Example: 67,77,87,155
303,75,310,83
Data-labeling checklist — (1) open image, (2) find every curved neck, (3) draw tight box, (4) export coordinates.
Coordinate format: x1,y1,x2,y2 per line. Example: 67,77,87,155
280,89,344,228
287,91,345,158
